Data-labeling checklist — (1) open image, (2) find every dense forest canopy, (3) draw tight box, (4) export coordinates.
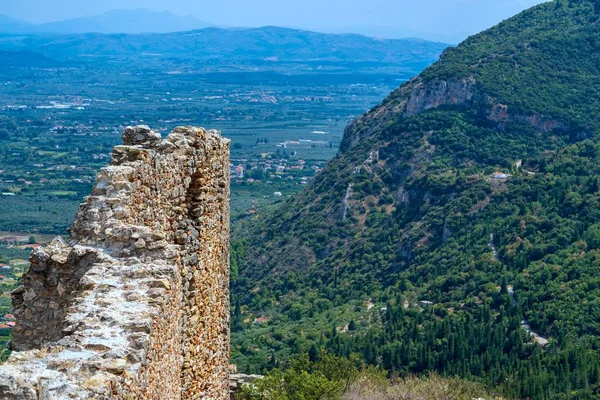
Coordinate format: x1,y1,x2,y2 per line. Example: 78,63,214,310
233,1,600,398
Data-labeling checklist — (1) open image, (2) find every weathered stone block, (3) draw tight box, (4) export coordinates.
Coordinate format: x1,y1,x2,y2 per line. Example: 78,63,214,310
122,125,162,145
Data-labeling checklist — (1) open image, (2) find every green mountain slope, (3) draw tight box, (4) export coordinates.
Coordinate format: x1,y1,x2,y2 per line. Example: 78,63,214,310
0,50,57,67
233,1,600,398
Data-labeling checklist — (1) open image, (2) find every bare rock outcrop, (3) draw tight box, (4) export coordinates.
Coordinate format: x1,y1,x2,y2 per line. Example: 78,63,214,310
229,374,262,398
0,126,231,399
403,77,478,117
340,76,565,154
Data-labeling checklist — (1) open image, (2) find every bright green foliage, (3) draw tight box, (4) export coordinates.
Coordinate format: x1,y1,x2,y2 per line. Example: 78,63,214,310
238,353,360,400
240,370,341,400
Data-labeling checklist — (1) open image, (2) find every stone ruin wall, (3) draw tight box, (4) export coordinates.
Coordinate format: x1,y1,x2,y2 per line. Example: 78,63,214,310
0,126,231,399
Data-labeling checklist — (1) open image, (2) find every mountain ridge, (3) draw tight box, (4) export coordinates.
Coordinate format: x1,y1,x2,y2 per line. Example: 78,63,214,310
0,14,30,32
0,9,211,35
0,26,448,64
0,49,58,67
232,1,600,398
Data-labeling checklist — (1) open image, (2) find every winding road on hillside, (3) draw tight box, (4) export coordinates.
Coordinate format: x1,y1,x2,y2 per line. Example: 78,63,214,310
488,234,549,346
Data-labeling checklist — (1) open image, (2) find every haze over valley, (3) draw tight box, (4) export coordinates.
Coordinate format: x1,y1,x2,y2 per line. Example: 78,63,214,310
0,15,449,366
0,1,548,42
3,1,600,399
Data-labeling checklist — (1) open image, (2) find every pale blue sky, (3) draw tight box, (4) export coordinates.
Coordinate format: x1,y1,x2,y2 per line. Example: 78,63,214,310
1,0,548,42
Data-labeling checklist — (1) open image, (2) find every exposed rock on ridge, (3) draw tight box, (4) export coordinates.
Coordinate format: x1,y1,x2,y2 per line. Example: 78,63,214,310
403,76,478,117
340,75,564,154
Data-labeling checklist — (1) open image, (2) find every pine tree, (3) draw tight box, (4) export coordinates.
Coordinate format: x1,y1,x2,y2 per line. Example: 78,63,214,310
348,319,357,331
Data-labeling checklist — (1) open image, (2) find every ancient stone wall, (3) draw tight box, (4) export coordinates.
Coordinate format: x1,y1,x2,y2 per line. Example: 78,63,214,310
0,126,230,399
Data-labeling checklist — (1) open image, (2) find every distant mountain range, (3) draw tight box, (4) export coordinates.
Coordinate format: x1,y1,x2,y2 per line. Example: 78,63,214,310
320,25,469,45
0,9,462,42
0,26,448,66
0,9,210,35
0,50,57,67
0,14,29,33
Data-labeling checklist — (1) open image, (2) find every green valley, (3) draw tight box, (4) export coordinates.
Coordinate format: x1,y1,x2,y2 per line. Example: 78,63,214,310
0,25,447,367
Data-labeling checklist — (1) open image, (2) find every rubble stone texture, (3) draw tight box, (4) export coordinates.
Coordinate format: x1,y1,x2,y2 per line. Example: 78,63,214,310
0,126,231,399
229,374,261,397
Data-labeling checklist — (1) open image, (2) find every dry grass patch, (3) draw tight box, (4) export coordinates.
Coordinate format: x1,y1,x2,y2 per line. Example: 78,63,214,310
344,374,506,400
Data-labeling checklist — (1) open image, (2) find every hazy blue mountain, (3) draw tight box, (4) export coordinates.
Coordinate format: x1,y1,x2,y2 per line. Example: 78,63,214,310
0,14,31,33
317,25,469,44
0,26,448,65
0,50,57,67
0,9,211,35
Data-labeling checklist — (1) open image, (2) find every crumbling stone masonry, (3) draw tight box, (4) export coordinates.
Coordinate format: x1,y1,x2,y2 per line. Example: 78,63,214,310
0,126,231,399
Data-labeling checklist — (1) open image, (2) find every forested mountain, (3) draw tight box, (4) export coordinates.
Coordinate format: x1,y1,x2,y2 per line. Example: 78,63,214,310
232,1,600,398
0,27,446,65
0,50,57,67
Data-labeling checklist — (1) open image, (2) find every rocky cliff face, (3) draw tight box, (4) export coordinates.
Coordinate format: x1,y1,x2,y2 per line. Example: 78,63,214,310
0,126,231,399
339,82,413,153
340,75,565,154
403,77,478,117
